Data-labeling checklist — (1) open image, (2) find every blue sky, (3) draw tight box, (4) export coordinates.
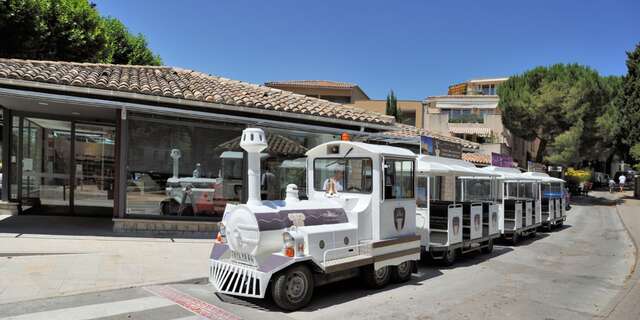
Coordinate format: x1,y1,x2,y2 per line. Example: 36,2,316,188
94,0,639,100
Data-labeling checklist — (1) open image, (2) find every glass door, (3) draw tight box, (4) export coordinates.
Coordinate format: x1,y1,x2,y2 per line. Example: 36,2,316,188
73,123,116,216
20,117,72,214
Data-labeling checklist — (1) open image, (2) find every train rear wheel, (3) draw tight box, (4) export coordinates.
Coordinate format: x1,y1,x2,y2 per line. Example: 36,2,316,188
362,265,391,289
481,239,494,254
441,249,457,266
272,265,314,311
391,261,413,283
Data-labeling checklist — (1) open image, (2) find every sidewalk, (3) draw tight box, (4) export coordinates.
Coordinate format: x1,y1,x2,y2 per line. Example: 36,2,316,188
602,191,640,319
0,215,213,304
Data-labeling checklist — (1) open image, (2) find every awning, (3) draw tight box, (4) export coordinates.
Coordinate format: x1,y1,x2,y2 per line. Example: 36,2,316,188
521,172,565,183
417,155,498,177
436,103,498,109
448,123,492,137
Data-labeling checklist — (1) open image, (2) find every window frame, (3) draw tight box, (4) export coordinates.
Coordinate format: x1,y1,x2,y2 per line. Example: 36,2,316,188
382,157,415,200
312,157,373,194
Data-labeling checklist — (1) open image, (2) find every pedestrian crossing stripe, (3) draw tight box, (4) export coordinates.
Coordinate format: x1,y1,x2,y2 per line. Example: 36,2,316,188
144,285,241,320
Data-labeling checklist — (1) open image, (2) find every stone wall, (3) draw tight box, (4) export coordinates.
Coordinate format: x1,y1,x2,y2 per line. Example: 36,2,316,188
113,218,219,238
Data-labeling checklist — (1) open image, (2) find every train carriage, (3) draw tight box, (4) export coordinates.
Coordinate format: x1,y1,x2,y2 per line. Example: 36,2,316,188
415,155,501,265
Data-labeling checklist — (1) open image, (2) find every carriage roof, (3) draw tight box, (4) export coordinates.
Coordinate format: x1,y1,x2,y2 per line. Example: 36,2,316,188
521,171,565,183
416,155,498,177
305,141,416,158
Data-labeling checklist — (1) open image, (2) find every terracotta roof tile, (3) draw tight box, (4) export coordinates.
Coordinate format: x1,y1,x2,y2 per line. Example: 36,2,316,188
462,153,492,165
378,125,480,149
0,59,392,125
264,80,356,89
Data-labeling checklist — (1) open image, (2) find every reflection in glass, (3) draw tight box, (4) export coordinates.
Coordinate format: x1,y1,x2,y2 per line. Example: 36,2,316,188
74,124,115,214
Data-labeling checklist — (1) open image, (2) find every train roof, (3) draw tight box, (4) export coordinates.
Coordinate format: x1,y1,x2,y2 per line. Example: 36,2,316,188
306,141,416,158
521,171,565,183
416,155,498,177
479,166,539,181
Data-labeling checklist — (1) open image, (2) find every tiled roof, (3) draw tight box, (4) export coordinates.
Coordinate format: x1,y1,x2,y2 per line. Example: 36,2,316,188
448,123,492,137
375,125,480,149
0,59,392,125
264,80,356,89
217,133,308,156
462,153,492,165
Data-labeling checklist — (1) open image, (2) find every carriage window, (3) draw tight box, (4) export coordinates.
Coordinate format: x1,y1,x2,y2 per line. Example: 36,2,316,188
384,159,414,199
313,158,372,193
416,176,441,207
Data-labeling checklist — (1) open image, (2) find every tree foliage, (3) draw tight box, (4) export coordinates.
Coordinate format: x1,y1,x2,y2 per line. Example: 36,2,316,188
498,64,619,165
385,90,402,121
0,0,161,65
618,43,640,162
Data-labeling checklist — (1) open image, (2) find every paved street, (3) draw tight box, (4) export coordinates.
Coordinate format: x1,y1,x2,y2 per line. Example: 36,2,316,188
0,216,213,304
0,192,636,320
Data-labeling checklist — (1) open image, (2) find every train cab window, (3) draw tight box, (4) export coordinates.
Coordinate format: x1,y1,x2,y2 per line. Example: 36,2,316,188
313,158,372,193
384,159,414,199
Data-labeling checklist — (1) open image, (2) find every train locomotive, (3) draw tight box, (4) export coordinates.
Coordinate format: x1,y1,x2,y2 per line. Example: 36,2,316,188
209,128,421,310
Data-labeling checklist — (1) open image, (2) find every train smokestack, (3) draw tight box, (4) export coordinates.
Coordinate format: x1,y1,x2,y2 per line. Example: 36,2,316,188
240,128,268,206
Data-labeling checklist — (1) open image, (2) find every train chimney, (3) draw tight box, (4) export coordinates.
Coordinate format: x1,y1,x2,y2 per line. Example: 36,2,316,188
170,149,182,178
240,128,268,206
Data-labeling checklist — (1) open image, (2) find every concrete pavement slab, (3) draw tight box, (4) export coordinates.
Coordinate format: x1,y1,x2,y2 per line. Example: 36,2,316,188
601,192,640,319
0,215,213,304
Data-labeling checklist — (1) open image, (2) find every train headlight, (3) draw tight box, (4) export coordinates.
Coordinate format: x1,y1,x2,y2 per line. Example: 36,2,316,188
216,222,226,243
283,231,305,257
283,232,295,257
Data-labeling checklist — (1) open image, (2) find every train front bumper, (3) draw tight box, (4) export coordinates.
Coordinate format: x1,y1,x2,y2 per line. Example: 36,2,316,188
209,244,293,299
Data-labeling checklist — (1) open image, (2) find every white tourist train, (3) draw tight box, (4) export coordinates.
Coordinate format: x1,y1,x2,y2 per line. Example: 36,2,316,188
521,171,567,229
415,155,501,265
209,128,420,310
208,128,568,310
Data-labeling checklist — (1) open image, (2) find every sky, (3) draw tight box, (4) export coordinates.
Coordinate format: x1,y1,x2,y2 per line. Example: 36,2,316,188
94,0,639,100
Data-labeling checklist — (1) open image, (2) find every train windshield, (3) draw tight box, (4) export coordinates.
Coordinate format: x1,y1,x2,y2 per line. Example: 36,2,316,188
313,158,373,193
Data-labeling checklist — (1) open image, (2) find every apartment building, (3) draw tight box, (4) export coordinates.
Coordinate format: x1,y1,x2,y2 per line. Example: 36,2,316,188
264,80,422,128
423,77,531,168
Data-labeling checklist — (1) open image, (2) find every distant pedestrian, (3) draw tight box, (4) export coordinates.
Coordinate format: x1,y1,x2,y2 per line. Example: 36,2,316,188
609,179,616,193
618,174,626,192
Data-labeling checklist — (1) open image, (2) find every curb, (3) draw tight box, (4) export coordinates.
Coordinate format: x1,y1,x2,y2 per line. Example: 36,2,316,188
598,198,640,318
0,277,210,306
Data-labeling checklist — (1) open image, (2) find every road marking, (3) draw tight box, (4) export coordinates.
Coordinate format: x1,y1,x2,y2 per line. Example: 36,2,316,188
144,285,241,320
0,296,175,320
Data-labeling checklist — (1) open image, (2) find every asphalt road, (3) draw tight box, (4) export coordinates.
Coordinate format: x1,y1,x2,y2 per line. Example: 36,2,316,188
0,199,634,320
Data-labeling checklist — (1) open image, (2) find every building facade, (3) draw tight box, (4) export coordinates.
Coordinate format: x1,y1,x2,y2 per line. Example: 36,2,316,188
423,78,531,168
264,80,422,128
0,59,471,233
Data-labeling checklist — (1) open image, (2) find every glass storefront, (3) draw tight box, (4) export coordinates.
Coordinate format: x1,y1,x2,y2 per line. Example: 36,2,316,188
6,115,115,215
125,113,339,220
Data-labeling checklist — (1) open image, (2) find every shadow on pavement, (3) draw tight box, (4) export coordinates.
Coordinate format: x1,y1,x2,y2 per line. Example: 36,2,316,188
0,215,211,239
219,245,515,313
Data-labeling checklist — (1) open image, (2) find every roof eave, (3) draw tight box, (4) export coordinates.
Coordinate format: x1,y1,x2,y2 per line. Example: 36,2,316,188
0,77,395,131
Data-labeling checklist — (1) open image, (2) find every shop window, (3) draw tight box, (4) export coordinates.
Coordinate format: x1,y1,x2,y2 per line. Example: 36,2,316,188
261,127,339,200
126,115,245,219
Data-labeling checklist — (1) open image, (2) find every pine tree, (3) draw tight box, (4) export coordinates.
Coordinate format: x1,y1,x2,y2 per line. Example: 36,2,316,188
385,90,402,122
620,43,640,156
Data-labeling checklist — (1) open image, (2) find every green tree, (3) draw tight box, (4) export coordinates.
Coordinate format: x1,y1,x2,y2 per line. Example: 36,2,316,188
0,0,106,62
385,90,402,121
0,0,161,65
498,64,615,165
618,43,640,162
101,17,161,65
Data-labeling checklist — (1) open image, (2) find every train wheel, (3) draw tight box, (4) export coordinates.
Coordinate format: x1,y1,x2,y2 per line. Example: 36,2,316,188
392,261,413,283
272,265,314,311
481,239,494,254
511,233,519,246
362,265,391,289
441,249,457,266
